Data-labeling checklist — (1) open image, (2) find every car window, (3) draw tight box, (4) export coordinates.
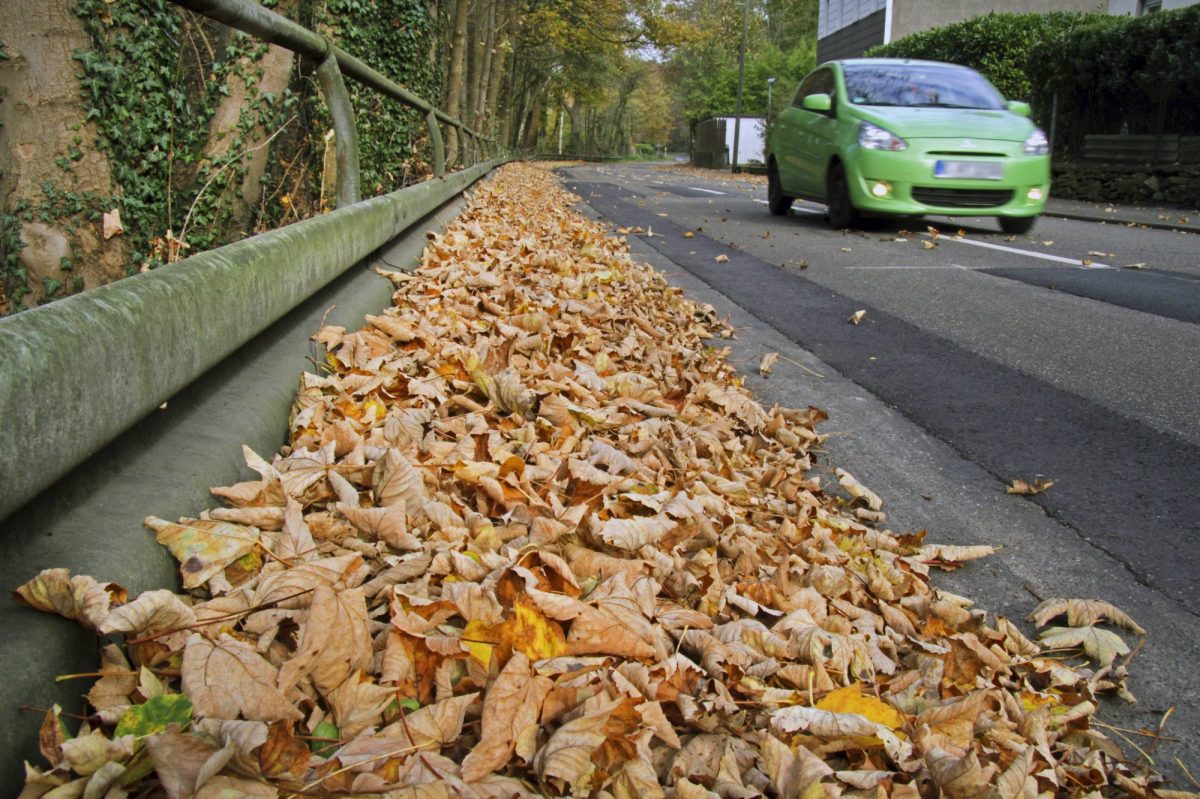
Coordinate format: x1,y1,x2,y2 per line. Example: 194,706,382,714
843,64,1005,109
792,68,833,109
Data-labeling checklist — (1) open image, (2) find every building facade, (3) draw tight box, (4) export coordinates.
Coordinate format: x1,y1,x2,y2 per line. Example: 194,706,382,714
817,0,1199,63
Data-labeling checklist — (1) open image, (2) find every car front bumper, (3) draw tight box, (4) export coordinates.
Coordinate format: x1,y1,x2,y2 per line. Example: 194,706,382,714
845,139,1050,218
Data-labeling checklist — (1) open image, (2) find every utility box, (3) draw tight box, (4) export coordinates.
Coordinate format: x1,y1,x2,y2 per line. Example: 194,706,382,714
692,117,766,168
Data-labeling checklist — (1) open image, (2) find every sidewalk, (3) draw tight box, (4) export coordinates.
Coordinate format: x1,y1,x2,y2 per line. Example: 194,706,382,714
1033,197,1197,234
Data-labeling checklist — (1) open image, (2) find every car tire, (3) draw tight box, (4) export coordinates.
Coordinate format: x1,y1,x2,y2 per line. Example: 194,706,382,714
826,163,862,229
999,216,1037,235
767,161,793,216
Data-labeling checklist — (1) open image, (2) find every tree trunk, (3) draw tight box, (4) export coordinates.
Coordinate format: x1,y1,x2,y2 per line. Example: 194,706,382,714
483,3,508,136
203,0,297,239
0,0,126,309
473,0,495,128
465,0,486,131
443,0,470,164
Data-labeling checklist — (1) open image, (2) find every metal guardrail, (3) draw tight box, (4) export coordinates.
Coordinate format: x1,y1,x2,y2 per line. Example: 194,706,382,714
0,2,512,521
172,0,497,185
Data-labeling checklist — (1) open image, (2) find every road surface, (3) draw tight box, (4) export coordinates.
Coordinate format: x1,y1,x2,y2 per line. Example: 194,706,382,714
560,161,1200,785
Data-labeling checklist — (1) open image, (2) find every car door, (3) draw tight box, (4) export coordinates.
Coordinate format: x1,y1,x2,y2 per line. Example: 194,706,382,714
792,68,838,197
772,71,821,197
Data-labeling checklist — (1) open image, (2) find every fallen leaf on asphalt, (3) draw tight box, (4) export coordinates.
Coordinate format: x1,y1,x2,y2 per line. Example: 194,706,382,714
1040,625,1130,666
714,254,729,262
758,352,779,376
1123,262,1146,270
840,247,851,252
1028,597,1145,633
1082,258,1093,266
922,240,937,250
15,162,1138,797
1004,235,1017,242
682,231,694,238
848,309,867,324
955,229,966,238
927,225,940,239
1088,250,1115,257
759,230,770,239
1041,240,1055,246
1007,477,1055,495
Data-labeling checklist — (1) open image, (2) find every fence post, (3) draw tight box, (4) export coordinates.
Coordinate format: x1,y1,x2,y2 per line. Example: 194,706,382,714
314,47,360,206
426,110,445,178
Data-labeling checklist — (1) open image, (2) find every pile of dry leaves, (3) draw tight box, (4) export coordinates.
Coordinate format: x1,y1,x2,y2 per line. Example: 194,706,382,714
16,163,1172,798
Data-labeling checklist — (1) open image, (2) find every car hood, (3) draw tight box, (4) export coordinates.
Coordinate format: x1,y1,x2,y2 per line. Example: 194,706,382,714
853,107,1035,142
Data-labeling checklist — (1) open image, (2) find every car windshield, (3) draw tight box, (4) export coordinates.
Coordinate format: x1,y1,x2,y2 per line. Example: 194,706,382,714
843,64,1005,110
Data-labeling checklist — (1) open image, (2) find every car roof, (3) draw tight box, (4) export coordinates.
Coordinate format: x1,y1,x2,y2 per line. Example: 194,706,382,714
824,57,972,70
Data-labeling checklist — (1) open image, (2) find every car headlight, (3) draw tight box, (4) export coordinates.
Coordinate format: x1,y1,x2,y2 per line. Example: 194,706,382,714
1023,129,1050,156
858,122,907,151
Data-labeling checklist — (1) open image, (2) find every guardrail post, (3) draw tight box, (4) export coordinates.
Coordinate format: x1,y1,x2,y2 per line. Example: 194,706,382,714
426,110,445,178
315,46,360,206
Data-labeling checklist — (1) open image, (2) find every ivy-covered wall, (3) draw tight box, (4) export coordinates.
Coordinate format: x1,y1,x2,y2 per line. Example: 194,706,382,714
0,0,441,315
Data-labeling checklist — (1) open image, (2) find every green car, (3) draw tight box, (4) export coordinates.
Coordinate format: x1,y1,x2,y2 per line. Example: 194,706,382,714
768,58,1050,234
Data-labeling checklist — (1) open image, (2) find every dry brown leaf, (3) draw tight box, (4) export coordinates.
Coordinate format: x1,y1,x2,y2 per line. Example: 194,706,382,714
758,352,779,376
1028,597,1144,633
181,634,301,722
102,208,124,240
1007,477,1054,495
277,585,372,695
13,568,120,630
461,653,553,780
146,517,260,589
1039,625,1130,666
848,310,866,325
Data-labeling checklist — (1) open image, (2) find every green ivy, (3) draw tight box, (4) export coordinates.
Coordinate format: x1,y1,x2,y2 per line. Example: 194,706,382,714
317,0,441,193
3,0,441,314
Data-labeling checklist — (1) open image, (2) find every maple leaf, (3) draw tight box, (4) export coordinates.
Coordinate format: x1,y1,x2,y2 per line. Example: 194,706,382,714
14,568,122,630
277,585,373,696
1028,597,1145,634
1007,477,1054,495
146,517,260,589
99,589,196,636
461,653,553,780
1039,625,1130,666
181,634,301,721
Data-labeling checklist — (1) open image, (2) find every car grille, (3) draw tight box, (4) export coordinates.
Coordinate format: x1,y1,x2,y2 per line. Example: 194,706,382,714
926,151,1007,158
912,187,1014,208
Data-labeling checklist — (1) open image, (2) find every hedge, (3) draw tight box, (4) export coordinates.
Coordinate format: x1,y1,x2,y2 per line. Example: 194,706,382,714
866,8,1200,155
1028,5,1200,149
865,12,1106,106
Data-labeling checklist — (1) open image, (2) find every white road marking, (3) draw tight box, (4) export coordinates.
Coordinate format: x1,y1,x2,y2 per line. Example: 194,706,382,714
848,265,974,270
689,187,726,195
937,235,1117,269
752,198,824,215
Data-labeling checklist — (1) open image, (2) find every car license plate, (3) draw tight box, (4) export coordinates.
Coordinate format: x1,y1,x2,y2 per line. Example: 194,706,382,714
934,160,1003,180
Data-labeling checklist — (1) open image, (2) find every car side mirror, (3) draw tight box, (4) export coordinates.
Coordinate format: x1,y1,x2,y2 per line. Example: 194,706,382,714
1007,100,1031,117
803,93,832,113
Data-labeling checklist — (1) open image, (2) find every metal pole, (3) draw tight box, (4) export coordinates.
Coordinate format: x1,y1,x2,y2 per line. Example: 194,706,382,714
314,50,360,206
426,109,445,178
767,77,775,123
731,0,749,173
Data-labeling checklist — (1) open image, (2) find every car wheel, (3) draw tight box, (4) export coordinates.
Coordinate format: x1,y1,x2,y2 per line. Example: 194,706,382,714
767,161,793,216
826,163,861,229
999,216,1037,235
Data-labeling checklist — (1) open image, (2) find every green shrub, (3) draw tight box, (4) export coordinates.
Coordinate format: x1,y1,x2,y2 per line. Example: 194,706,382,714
1029,5,1200,145
866,12,1105,103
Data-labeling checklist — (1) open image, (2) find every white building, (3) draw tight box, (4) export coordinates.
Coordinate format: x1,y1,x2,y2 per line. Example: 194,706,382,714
817,0,1198,63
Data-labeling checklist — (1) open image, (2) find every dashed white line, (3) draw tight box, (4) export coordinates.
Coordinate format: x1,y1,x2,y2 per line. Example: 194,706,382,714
937,235,1116,269
689,187,726,195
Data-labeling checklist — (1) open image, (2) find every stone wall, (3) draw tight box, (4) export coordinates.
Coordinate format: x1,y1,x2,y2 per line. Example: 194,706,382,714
1051,161,1200,207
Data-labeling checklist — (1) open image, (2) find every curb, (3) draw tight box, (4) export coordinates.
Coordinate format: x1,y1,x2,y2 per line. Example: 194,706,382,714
1044,207,1200,235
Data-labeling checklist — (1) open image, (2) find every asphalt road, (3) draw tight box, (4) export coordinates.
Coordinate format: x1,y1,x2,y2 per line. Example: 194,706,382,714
559,161,1200,784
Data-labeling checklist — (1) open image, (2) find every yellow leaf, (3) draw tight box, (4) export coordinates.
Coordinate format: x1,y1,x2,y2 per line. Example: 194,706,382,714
464,595,566,669
714,254,729,263
815,683,906,730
